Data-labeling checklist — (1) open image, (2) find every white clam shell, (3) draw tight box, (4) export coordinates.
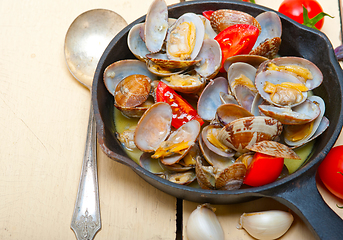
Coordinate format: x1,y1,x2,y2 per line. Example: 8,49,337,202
128,23,151,61
197,77,228,121
166,13,205,61
194,38,222,78
144,0,169,53
261,57,323,90
258,98,320,125
161,120,201,165
284,95,326,147
134,102,172,152
252,11,282,50
255,70,308,107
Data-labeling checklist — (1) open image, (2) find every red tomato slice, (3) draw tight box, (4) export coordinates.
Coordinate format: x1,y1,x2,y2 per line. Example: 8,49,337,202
202,10,214,21
155,81,204,129
318,146,343,200
243,152,284,187
214,24,259,72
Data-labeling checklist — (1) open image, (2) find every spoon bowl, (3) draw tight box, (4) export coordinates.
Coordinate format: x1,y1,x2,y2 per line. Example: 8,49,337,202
64,8,127,240
65,9,128,88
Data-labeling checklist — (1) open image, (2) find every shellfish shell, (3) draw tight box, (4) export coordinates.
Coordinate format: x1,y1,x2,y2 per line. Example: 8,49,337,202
217,116,283,153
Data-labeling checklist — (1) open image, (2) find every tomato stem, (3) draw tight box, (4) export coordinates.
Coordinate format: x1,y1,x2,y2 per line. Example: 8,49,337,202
302,5,333,30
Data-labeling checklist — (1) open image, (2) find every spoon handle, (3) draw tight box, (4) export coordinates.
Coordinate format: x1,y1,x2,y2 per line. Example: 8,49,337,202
71,104,101,240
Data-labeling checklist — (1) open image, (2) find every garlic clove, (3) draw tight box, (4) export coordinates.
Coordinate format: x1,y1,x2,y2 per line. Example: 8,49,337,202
237,210,294,240
186,203,225,240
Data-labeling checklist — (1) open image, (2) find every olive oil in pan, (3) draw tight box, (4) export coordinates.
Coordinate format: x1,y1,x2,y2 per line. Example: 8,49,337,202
115,107,315,183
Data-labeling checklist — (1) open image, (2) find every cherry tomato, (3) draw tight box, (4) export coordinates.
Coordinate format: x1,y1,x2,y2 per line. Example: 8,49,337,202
243,153,284,187
202,10,214,21
278,0,326,30
214,24,259,72
318,146,343,200
155,81,204,129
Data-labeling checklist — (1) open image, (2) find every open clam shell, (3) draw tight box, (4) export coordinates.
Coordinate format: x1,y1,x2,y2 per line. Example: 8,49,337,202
161,73,206,93
216,103,254,126
103,59,158,96
255,70,308,108
283,96,327,147
194,38,222,78
128,23,151,61
217,116,283,153
200,125,235,159
258,98,321,125
144,0,169,53
146,52,201,69
160,120,201,165
166,12,205,61
134,102,173,152
250,11,282,58
146,59,186,77
197,76,229,121
260,57,323,90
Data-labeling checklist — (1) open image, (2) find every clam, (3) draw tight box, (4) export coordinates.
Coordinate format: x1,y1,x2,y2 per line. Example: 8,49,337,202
210,9,261,33
103,59,157,95
260,57,323,90
249,11,282,58
134,102,173,152
283,96,328,147
223,54,268,71
217,116,283,153
146,59,186,77
255,70,308,108
146,52,202,69
144,0,169,53
195,156,246,190
114,74,153,117
198,15,217,39
200,125,235,159
127,23,151,61
161,72,206,93
197,77,229,121
194,38,222,78
246,140,301,159
227,62,258,111
258,98,321,125
158,120,201,165
166,13,205,61
216,103,254,126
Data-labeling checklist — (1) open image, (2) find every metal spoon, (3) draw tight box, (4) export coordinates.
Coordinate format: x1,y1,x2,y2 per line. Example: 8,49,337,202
64,9,127,240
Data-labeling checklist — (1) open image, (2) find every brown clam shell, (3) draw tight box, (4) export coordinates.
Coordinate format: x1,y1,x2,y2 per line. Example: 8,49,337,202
215,161,246,190
217,116,283,153
246,140,301,159
249,37,281,59
210,9,261,33
114,74,151,108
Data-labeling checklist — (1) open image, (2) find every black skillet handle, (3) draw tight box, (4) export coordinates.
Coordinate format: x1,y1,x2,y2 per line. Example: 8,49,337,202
268,167,343,240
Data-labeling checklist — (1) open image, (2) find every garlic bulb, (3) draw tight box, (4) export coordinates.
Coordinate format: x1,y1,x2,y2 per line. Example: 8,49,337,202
237,210,294,240
186,204,224,240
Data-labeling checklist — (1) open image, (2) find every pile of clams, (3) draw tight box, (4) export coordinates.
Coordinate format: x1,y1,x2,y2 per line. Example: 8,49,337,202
103,0,329,190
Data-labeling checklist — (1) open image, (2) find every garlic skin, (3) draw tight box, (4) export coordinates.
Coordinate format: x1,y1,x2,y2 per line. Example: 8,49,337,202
186,204,225,240
237,210,294,240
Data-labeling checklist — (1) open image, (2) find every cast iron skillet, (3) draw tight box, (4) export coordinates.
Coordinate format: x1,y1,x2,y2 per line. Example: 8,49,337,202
92,1,343,239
